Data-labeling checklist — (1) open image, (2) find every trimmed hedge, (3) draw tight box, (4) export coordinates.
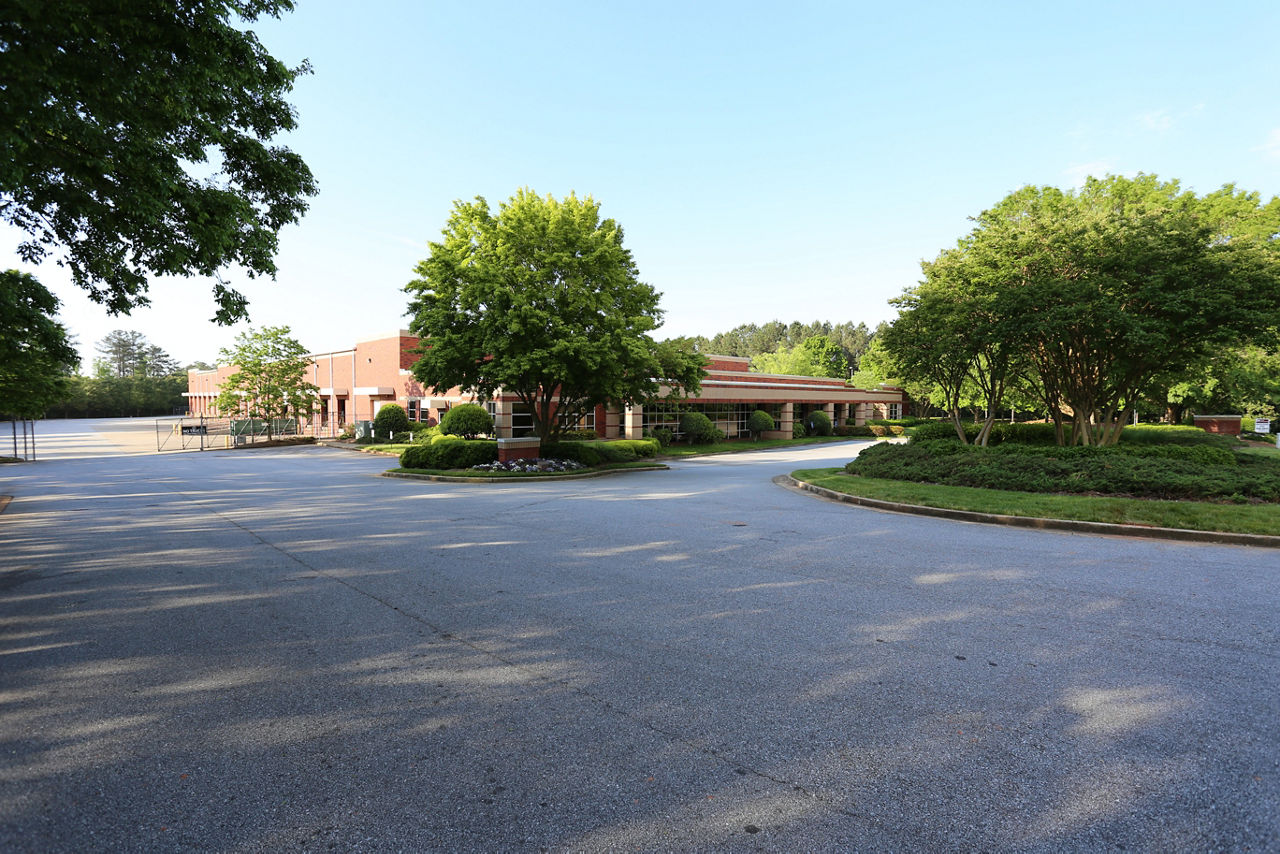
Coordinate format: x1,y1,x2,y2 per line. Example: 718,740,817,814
374,404,410,436
845,440,1279,502
400,439,498,470
537,439,661,467
834,424,874,437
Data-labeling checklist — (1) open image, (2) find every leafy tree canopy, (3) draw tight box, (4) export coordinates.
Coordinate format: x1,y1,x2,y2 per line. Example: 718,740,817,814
0,270,79,417
751,334,850,378
0,0,317,324
881,174,1280,445
406,189,706,441
215,325,316,439
94,330,181,378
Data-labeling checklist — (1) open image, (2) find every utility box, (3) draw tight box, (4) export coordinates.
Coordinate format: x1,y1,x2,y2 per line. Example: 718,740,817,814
354,420,375,440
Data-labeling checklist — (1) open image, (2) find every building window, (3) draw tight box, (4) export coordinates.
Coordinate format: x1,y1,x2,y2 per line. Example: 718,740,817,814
510,405,535,437
888,403,901,420
407,399,420,422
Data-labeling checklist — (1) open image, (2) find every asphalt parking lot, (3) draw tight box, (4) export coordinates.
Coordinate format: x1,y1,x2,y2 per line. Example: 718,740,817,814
1,419,1276,851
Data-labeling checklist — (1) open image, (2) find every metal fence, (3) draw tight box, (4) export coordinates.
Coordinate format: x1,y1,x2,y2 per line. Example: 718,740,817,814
156,416,307,452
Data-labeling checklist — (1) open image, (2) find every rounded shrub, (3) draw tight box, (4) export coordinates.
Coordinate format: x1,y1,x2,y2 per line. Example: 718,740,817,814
747,409,775,438
652,427,674,447
440,403,494,439
373,403,410,437
679,412,720,444
805,410,833,436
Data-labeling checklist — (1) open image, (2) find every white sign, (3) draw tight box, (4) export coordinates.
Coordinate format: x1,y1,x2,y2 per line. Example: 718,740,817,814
1255,418,1271,434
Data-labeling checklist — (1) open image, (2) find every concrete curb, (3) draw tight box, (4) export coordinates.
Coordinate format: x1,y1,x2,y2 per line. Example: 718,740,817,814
383,465,668,484
779,475,1280,550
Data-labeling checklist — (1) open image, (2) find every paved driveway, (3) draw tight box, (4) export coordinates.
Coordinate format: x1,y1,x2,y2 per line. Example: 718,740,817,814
1,423,1276,851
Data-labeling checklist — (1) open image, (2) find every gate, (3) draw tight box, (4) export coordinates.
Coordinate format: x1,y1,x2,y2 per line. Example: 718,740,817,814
156,416,303,451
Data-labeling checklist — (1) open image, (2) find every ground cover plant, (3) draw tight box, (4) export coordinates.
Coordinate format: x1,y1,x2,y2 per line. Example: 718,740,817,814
791,469,1280,536
844,426,1280,503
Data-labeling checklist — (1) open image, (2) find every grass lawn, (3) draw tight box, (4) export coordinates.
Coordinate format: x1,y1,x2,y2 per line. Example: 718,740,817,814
791,468,1280,536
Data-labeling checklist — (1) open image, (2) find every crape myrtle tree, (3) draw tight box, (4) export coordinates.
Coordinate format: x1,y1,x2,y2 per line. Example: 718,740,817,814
0,0,317,324
406,190,707,442
0,271,79,417
881,174,1280,446
215,325,316,440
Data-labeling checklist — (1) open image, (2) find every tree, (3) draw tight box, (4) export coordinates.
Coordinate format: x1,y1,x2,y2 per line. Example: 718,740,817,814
883,174,1280,446
1,1,317,324
752,334,850,378
215,326,316,439
94,330,180,378
0,270,79,417
406,189,707,441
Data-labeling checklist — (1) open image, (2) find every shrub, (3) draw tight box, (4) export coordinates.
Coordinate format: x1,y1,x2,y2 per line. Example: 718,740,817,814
834,424,874,437
374,404,410,437
440,403,494,438
867,424,889,437
561,428,599,441
806,410,833,436
605,438,660,458
747,409,775,438
680,412,720,444
540,441,603,466
792,420,807,439
844,441,1279,502
652,427,674,447
400,438,498,470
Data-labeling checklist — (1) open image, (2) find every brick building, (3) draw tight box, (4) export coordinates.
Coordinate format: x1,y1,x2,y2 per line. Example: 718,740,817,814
186,331,907,438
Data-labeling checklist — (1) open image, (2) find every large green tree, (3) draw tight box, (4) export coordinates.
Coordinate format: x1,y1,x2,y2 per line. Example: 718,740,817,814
215,325,316,439
883,175,1280,446
0,0,317,324
0,270,79,417
406,190,706,441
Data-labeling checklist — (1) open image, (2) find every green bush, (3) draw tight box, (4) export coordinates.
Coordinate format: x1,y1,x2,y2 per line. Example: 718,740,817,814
792,420,807,439
867,424,889,437
844,440,1279,502
439,403,494,439
806,410,833,436
680,412,721,444
834,424,874,437
540,441,602,466
651,427,674,447
374,404,410,437
747,409,775,438
605,438,660,458
399,438,498,470
561,428,599,441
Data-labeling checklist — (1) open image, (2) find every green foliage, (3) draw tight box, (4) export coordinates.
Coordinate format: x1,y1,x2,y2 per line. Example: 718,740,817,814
373,404,410,437
834,424,874,437
48,373,187,418
651,427,674,447
94,330,180,377
439,403,493,439
215,326,316,440
0,270,78,417
540,441,602,466
746,409,775,438
805,410,833,436
793,419,808,439
679,411,721,444
751,334,850,378
406,189,707,441
1,1,317,323
880,174,1280,446
561,428,599,441
689,319,875,372
845,440,1278,501
399,439,498,470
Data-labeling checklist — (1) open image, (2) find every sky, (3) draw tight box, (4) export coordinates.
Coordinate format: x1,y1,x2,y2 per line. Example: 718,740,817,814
7,0,1280,370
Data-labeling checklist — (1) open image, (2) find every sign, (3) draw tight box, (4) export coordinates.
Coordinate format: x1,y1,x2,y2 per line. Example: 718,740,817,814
1254,418,1271,434
181,425,207,435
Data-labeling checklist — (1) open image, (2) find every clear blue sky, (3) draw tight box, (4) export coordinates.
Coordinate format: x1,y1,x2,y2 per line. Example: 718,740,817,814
7,0,1280,368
